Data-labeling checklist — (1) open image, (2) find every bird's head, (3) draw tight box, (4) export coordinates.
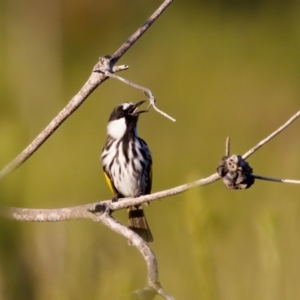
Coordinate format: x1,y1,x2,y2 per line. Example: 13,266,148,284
106,101,147,139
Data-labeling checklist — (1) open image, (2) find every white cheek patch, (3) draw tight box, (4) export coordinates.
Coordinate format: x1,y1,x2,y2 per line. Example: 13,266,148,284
107,118,126,139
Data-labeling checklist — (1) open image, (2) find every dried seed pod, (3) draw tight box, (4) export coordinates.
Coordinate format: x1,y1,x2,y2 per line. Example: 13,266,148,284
217,155,255,189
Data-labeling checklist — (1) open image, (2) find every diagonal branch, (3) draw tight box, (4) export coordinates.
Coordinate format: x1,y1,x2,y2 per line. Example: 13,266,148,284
111,0,173,64
0,0,174,181
242,110,300,159
0,57,111,181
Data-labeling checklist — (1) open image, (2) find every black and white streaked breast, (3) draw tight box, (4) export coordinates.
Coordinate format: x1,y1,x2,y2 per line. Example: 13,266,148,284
101,135,152,197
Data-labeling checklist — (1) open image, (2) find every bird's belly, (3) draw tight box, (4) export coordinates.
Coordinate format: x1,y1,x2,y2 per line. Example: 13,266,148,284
109,157,144,197
114,172,141,197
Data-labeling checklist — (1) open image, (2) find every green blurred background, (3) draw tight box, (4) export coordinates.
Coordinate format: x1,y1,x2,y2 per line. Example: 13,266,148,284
1,0,300,299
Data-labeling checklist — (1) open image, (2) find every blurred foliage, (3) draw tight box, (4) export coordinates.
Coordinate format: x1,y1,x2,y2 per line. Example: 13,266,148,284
1,0,300,299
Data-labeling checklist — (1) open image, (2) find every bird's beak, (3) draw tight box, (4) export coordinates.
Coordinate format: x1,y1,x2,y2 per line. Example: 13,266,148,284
131,100,148,115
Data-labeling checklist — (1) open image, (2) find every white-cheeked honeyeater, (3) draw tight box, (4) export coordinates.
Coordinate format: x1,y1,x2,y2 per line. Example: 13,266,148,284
101,101,153,243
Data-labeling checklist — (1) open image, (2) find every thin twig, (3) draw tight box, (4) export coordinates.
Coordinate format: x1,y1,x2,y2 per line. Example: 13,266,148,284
111,0,173,64
242,110,300,159
156,288,176,300
151,101,176,122
105,72,176,122
225,137,230,156
112,64,129,72
253,174,300,184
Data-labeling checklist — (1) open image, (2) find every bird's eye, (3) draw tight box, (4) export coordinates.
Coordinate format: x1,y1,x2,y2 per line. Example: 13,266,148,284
117,107,125,118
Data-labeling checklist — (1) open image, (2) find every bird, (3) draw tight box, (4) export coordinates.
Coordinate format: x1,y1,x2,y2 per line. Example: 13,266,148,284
101,100,153,243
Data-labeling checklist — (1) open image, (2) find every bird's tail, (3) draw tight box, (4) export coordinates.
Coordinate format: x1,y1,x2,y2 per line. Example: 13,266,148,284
128,206,153,243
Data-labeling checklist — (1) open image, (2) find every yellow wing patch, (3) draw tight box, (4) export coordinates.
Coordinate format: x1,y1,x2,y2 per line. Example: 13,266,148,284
104,171,117,195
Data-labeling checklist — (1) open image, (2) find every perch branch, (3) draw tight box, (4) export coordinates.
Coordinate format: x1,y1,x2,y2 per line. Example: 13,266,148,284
2,108,300,222
0,173,220,222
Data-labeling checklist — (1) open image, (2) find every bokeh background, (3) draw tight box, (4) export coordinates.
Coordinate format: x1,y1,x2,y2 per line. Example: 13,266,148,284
1,0,300,299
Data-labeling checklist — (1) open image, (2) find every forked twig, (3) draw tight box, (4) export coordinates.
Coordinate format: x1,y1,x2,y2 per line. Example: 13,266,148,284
0,0,174,181
105,72,176,122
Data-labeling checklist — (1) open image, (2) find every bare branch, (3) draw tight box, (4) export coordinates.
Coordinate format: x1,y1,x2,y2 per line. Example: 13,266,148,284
112,64,129,72
0,204,93,222
150,101,176,122
253,174,300,184
0,196,178,300
157,291,176,300
111,0,173,64
87,204,171,300
0,57,111,180
2,107,300,222
0,173,220,223
1,1,299,298
225,136,230,156
0,1,174,180
110,173,220,211
242,110,300,159
105,72,176,122
2,107,300,298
